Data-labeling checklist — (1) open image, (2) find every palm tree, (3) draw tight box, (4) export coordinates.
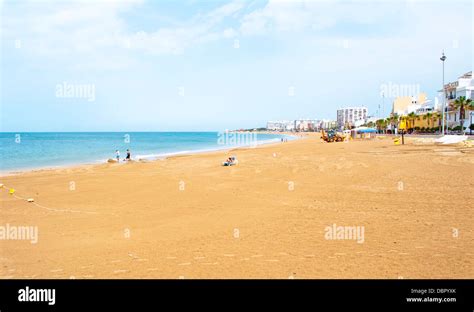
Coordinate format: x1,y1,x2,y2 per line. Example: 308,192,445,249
387,113,399,133
450,96,473,133
375,119,387,133
407,112,417,131
385,118,391,133
423,112,433,127
432,112,442,132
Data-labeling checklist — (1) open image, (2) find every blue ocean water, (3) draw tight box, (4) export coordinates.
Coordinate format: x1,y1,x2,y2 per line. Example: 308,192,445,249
0,132,290,173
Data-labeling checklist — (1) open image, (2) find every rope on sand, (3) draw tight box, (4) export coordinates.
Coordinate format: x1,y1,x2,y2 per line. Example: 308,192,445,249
1,183,99,215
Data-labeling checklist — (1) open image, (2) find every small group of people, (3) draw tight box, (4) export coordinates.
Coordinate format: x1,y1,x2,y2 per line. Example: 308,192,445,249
115,149,131,162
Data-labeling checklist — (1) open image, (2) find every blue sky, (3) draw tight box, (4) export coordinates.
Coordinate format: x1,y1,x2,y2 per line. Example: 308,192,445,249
1,0,472,131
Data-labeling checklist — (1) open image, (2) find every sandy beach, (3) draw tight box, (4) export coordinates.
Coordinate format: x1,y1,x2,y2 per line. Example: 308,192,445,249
1,135,473,279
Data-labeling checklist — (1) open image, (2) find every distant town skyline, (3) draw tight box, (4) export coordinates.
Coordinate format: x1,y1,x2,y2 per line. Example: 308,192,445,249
1,0,473,131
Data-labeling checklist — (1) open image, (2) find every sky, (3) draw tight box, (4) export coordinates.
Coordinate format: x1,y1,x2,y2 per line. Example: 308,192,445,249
0,0,473,131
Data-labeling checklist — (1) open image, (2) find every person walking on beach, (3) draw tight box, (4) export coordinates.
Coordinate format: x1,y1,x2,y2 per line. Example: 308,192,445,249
125,149,131,161
115,150,120,162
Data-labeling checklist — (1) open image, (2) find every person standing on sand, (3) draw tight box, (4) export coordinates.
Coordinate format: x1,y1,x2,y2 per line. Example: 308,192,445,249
116,150,120,162
125,149,131,161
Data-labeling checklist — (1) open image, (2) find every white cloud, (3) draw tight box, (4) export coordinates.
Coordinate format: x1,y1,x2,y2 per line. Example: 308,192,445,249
239,0,400,35
2,0,472,71
127,1,243,54
1,0,245,68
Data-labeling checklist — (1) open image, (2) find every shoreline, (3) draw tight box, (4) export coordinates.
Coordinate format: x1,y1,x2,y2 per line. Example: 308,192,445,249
2,132,469,177
0,134,301,177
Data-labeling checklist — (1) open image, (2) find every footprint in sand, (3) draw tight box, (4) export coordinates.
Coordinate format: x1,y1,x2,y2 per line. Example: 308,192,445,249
128,253,139,260
457,157,474,164
432,156,462,166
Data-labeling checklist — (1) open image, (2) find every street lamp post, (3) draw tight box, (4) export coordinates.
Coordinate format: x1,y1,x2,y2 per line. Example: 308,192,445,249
381,91,385,132
440,52,447,135
382,92,385,130
470,111,473,135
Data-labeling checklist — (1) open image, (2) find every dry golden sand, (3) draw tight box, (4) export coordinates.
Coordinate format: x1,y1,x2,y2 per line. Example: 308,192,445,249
1,135,473,279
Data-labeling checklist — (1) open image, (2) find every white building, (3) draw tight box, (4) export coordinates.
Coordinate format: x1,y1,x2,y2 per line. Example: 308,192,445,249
392,93,428,116
436,71,473,129
415,100,435,115
320,119,337,130
266,120,295,131
354,116,378,127
337,107,368,129
397,96,434,116
294,119,321,131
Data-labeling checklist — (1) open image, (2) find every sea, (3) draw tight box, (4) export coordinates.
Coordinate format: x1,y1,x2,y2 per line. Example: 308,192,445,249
0,132,292,173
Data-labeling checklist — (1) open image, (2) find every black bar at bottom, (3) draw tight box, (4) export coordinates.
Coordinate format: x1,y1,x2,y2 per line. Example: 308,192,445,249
0,279,472,311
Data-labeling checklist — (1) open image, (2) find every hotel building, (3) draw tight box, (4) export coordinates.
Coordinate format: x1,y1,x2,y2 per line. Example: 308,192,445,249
436,71,473,129
336,107,368,129
266,120,295,131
